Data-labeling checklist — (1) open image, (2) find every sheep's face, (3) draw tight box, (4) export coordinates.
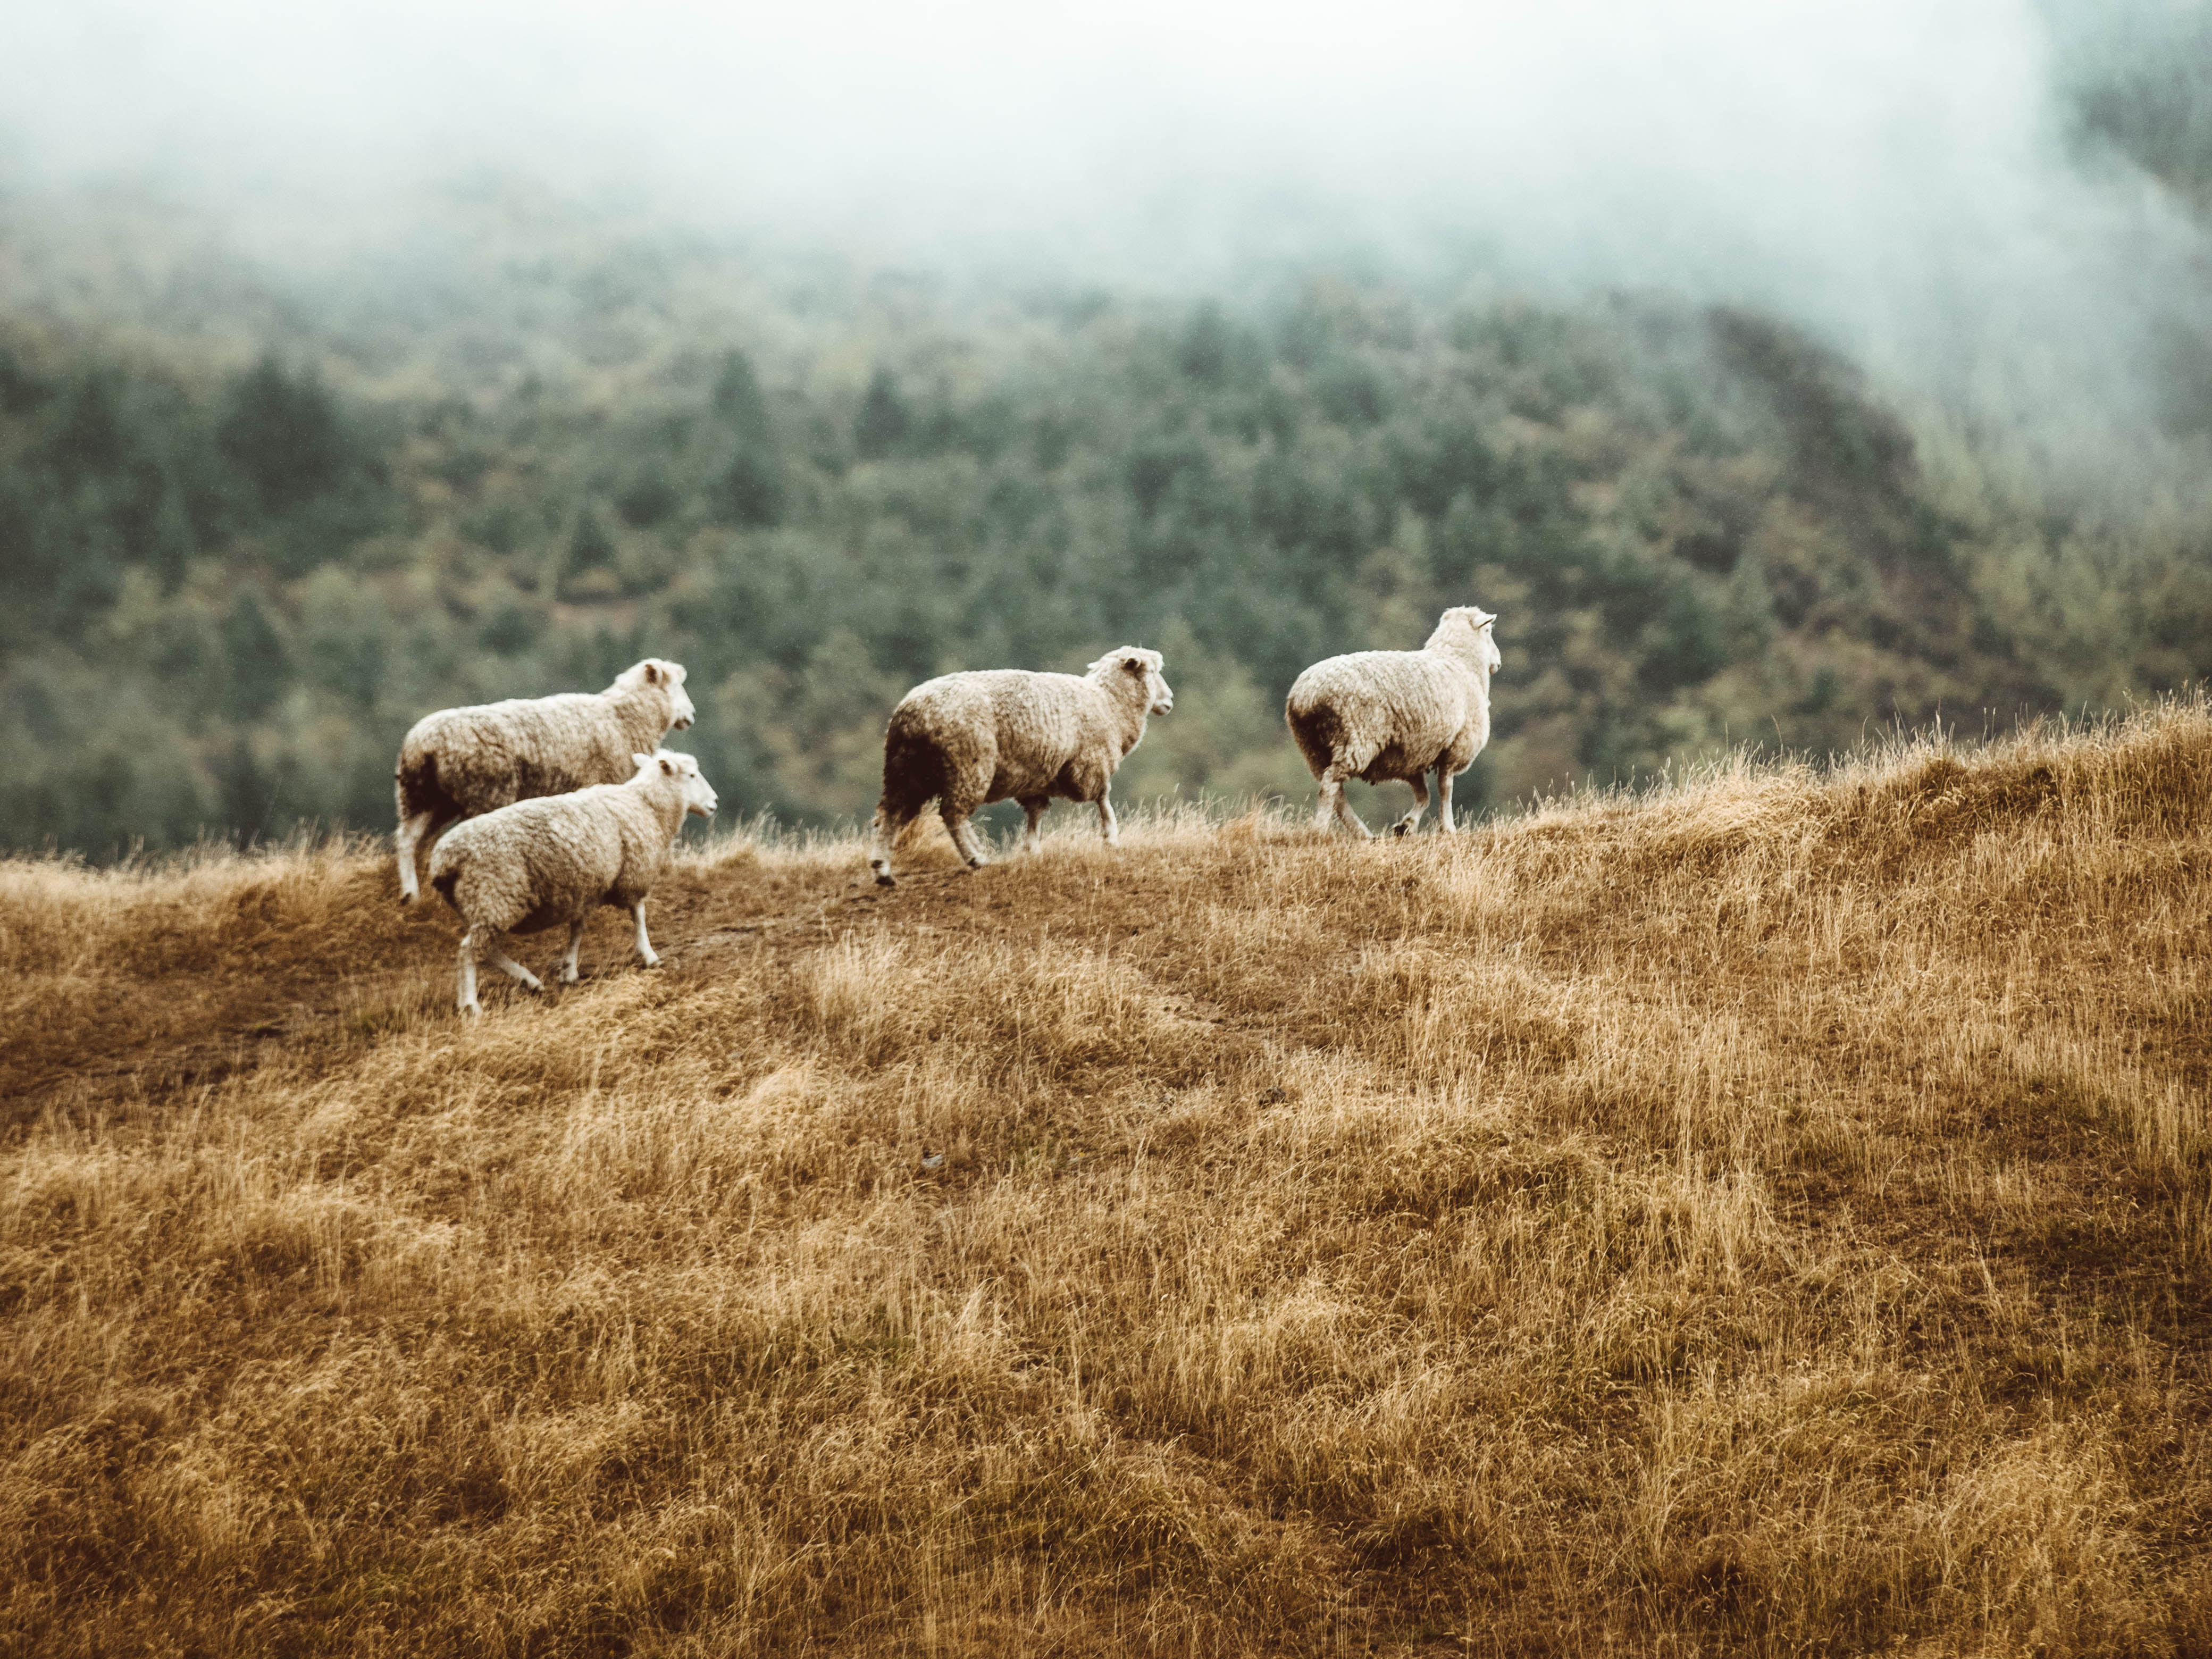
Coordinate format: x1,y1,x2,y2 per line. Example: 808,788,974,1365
633,750,719,818
620,658,697,729
1095,647,1173,715
1436,607,1502,675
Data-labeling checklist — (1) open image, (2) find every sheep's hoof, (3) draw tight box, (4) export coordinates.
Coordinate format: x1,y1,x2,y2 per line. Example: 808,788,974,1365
874,871,895,887
398,892,415,907
1392,820,1412,839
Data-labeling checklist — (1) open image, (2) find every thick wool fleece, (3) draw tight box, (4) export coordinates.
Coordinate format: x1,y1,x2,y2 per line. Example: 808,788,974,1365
397,663,683,827
429,765,689,938
869,648,1167,878
1286,607,1498,834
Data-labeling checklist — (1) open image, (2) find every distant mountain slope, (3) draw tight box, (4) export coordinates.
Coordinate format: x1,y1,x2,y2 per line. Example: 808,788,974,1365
5,703,2211,1652
6,213,2207,857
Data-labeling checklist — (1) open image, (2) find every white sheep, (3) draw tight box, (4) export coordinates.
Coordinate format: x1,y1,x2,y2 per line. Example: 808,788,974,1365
426,749,718,1017
1285,606,1502,836
393,658,697,903
865,648,1174,885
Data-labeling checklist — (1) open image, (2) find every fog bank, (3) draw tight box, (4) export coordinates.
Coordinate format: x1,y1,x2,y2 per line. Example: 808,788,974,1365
7,1,2211,482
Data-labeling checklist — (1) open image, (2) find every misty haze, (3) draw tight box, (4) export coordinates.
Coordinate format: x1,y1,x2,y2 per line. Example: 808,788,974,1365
4,0,2212,849
5,0,2212,852
7,1,2212,1652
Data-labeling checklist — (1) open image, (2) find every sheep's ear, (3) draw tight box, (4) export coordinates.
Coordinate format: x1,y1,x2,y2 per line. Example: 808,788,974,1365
643,662,662,685
632,752,655,773
1122,653,1146,674
659,756,675,776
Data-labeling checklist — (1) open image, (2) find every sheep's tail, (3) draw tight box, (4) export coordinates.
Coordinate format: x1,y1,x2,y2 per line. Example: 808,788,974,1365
396,744,444,816
877,715,946,819
1285,700,1345,777
429,865,461,909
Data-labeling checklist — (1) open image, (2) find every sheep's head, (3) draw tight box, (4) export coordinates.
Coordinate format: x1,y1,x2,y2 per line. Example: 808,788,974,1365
632,750,719,818
1432,606,1502,675
617,658,697,729
1091,647,1173,716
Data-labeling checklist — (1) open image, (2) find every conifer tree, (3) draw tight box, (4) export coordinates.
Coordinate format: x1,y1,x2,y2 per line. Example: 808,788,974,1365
218,356,349,512
219,588,288,721
853,367,910,459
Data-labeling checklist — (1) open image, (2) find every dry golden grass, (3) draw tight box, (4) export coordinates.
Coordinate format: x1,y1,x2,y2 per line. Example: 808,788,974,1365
6,701,2212,1655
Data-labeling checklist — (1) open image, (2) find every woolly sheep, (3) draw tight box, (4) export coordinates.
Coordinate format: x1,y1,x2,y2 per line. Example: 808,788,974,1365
865,647,1174,885
427,749,718,1017
393,658,697,903
1285,606,1502,837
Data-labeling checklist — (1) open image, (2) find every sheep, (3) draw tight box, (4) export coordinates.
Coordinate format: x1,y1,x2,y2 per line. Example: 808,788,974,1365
427,749,718,1017
1285,605,1502,837
865,647,1174,885
393,658,697,903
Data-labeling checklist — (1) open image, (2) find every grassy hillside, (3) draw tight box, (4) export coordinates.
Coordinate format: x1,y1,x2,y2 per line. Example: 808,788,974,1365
5,703,2212,1654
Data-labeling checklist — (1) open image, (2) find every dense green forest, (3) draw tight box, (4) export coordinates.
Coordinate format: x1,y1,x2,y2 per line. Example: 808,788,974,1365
6,11,2212,857
4,262,2210,857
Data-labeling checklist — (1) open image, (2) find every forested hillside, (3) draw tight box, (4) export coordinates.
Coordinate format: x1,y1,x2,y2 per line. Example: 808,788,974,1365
5,5,2212,860
13,0,2212,860
9,227,2209,861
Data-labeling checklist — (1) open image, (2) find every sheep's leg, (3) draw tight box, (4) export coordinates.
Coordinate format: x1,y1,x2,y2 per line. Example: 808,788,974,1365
1436,767,1457,834
457,927,483,1018
1334,781,1373,836
1392,775,1430,839
485,943,543,993
632,901,661,967
867,807,910,886
1096,793,1120,847
957,818,993,867
1318,765,1371,837
558,919,586,984
941,804,991,869
396,810,435,903
1018,796,1050,854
